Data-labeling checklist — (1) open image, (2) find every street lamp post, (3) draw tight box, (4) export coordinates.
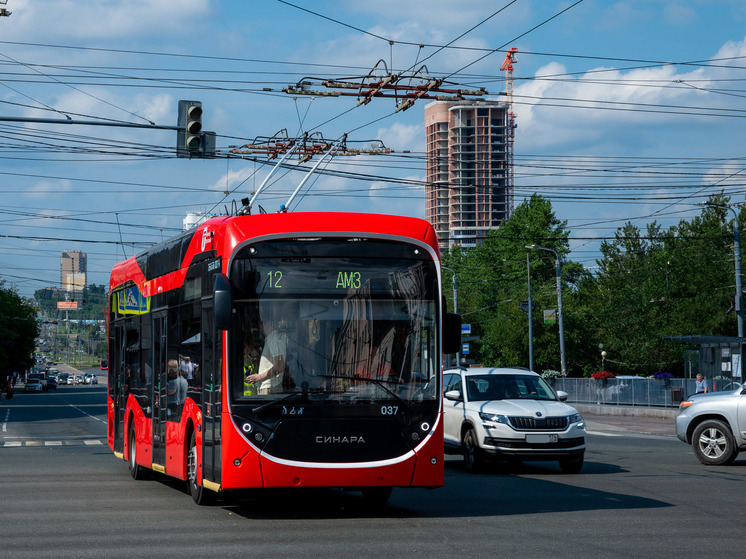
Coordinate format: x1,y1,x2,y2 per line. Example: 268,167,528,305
527,244,567,376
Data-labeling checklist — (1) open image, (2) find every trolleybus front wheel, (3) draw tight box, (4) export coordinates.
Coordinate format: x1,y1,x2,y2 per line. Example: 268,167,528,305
187,431,214,505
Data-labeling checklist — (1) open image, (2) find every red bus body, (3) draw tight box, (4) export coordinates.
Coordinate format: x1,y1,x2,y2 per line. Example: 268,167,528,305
107,212,452,503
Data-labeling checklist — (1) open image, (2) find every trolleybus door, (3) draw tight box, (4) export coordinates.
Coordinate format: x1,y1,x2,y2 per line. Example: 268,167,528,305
112,325,125,455
152,311,168,467
201,301,222,483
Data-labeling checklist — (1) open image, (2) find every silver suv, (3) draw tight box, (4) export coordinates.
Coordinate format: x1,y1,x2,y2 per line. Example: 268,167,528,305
676,384,746,465
443,367,586,473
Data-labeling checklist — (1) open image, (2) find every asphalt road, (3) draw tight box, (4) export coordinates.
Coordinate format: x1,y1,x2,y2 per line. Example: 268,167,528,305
1,376,743,558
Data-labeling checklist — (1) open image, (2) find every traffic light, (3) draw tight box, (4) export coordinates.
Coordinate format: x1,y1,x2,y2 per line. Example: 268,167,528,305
177,100,203,156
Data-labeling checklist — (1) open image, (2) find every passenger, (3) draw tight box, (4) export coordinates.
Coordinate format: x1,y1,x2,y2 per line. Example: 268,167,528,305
243,332,261,396
246,316,289,394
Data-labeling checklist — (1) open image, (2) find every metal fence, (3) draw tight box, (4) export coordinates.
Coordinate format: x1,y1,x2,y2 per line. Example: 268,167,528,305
551,377,741,408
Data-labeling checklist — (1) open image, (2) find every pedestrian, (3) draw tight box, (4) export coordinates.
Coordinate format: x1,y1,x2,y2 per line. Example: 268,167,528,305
4,377,13,400
695,373,708,394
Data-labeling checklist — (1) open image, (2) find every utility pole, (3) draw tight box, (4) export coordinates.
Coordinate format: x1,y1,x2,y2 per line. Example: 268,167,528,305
527,253,534,372
527,244,567,376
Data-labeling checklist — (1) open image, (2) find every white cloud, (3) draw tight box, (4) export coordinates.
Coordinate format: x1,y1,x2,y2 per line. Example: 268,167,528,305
513,36,746,152
4,0,211,41
376,122,423,152
24,179,73,200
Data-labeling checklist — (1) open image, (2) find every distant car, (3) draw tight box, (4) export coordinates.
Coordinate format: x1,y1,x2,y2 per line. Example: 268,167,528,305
27,372,48,392
75,375,84,385
443,367,586,473
24,379,43,392
57,373,69,385
87,374,98,385
47,377,58,389
676,385,746,465
66,376,75,385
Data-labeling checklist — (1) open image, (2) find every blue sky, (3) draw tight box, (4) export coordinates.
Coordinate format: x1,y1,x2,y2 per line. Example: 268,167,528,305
2,0,746,298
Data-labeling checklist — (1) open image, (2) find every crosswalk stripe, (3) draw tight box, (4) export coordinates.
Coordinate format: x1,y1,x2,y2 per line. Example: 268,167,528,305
1,439,106,447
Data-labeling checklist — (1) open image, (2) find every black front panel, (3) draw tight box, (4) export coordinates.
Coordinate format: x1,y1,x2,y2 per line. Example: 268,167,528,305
262,418,412,463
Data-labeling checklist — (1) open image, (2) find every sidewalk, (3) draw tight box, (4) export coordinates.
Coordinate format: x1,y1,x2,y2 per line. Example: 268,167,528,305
575,404,677,437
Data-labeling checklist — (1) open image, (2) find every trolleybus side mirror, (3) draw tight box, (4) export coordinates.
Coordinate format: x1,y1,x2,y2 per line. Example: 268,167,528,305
442,312,462,355
214,273,232,331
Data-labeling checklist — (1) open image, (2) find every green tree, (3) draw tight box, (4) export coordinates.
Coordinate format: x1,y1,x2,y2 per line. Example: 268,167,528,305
444,194,589,374
0,281,39,383
589,193,743,376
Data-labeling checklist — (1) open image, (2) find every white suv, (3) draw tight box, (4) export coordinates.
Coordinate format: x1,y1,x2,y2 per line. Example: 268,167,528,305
443,367,586,473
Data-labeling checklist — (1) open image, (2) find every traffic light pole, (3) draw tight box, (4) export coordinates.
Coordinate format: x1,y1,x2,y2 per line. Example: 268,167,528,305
0,115,178,130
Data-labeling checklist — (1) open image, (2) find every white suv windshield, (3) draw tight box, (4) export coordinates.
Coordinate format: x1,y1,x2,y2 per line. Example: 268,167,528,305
466,374,557,402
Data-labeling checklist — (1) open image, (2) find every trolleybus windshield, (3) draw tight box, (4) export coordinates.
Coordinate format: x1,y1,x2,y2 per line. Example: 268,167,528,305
229,239,439,407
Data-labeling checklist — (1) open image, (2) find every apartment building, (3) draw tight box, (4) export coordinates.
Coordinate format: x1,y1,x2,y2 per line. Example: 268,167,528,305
425,99,512,251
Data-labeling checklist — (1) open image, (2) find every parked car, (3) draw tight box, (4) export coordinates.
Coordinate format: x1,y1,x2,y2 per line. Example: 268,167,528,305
57,373,69,385
75,375,85,385
443,367,586,473
676,385,746,465
24,378,43,392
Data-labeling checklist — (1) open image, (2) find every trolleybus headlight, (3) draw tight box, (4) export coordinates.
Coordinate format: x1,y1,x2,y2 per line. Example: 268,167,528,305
242,422,253,433
420,422,430,432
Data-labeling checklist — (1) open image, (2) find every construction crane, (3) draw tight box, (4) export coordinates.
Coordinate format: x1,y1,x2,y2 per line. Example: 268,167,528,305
500,47,518,214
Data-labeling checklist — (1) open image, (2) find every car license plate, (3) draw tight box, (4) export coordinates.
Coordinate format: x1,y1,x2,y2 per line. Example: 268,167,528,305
525,434,558,443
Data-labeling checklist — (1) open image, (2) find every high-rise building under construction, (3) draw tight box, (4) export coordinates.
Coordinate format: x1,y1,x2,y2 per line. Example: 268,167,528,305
424,99,512,251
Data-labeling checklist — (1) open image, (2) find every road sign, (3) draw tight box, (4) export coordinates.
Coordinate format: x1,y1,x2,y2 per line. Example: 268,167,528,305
543,309,557,325
462,343,470,355
461,324,471,335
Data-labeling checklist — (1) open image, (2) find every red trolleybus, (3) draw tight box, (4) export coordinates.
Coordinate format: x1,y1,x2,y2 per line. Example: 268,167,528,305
107,211,460,504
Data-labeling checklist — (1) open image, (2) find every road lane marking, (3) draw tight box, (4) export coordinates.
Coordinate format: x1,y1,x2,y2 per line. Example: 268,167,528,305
45,441,62,446
84,440,103,445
